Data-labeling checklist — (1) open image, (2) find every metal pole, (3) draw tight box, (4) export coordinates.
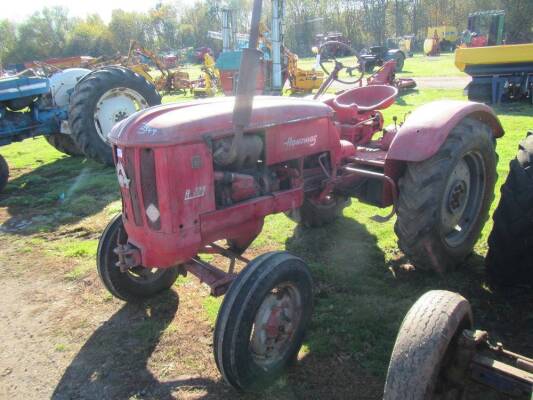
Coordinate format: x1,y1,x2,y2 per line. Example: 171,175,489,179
271,0,283,93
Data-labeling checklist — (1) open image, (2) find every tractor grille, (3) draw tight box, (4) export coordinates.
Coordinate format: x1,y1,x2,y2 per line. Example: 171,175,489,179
140,148,161,230
124,148,143,226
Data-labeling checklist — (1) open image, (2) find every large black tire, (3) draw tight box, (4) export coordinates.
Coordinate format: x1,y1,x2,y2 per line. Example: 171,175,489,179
69,67,161,165
394,52,405,72
467,83,491,103
214,251,313,391
45,133,84,157
395,118,497,273
0,154,8,193
486,132,533,286
286,195,349,228
97,214,179,302
384,290,473,400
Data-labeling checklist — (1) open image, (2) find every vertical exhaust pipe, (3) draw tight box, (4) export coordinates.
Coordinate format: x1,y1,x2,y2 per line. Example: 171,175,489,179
214,0,263,166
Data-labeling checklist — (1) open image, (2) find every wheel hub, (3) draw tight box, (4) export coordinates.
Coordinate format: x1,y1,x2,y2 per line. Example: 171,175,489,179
251,285,301,367
447,180,468,214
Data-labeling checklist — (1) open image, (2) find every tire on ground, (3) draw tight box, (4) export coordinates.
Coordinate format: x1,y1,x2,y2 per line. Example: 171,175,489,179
97,214,179,302
286,195,349,228
45,133,84,156
395,117,497,273
69,66,161,165
384,290,472,400
214,251,313,391
0,154,9,193
467,83,491,103
486,132,533,286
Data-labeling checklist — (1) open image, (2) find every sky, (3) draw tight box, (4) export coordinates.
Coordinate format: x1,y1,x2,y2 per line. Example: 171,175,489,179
4,0,191,22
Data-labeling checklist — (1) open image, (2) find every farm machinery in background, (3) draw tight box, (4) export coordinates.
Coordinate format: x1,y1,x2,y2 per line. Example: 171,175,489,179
359,40,408,72
96,0,503,391
125,40,192,95
454,10,533,104
211,4,324,95
424,25,459,56
0,64,160,192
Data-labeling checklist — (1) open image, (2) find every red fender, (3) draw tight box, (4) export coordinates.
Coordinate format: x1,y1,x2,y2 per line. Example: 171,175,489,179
386,100,504,163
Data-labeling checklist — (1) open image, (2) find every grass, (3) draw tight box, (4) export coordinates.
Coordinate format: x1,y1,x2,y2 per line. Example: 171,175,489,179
0,86,532,395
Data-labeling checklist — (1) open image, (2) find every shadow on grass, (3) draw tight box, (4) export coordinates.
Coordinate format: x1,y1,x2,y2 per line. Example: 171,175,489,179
52,291,192,400
0,156,118,235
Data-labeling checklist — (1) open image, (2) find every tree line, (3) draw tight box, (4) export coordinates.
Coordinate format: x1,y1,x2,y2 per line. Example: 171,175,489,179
1,0,531,65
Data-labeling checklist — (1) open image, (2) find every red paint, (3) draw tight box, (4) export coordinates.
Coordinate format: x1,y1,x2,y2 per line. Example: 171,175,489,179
109,89,503,270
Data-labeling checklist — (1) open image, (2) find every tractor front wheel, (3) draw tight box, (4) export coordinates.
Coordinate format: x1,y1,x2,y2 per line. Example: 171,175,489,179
286,194,349,228
69,67,161,166
395,118,497,273
97,214,179,302
0,154,9,193
214,252,313,391
45,133,84,157
384,290,472,400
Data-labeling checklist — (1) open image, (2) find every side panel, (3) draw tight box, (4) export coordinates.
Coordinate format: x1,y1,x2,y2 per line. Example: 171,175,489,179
386,100,504,163
265,117,333,165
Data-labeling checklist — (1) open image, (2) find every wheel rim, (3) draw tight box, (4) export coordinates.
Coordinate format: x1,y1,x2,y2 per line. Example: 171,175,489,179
94,87,149,144
250,282,302,367
440,151,486,248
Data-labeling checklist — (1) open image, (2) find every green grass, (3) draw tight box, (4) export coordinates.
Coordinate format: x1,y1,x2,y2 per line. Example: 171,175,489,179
298,52,465,78
0,87,531,383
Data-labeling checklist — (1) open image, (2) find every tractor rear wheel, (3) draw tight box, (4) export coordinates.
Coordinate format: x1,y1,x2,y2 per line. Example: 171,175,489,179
97,214,179,302
286,194,349,228
486,132,533,287
384,290,472,400
214,251,313,391
69,67,161,166
45,133,84,157
394,53,405,72
467,83,492,103
395,118,497,273
0,154,8,193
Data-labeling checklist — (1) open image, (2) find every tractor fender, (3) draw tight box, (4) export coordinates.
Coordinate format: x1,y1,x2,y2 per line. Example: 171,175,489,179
386,100,504,163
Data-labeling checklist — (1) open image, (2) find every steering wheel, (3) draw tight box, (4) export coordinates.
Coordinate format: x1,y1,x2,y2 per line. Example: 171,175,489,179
318,41,365,85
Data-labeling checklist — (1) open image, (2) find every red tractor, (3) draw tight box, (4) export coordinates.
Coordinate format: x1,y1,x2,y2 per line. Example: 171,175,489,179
96,0,503,391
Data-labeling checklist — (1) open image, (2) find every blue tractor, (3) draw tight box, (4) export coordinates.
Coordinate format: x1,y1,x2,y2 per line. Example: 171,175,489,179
0,66,161,192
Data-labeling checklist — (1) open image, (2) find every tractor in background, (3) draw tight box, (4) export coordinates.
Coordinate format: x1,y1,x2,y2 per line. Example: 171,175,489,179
0,65,160,191
455,10,533,104
192,53,220,98
96,0,503,391
359,43,407,72
424,25,459,55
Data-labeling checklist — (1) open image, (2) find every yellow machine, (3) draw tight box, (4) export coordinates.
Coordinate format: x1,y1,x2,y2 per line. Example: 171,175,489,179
192,53,220,98
286,52,324,95
455,43,533,71
425,25,458,54
455,43,533,103
126,40,191,95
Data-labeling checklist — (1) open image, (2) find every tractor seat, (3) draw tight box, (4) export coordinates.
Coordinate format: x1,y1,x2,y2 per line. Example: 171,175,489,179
331,85,398,123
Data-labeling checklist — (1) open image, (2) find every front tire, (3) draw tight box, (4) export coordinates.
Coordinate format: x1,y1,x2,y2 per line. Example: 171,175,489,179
395,118,497,273
97,214,179,302
214,252,313,391
384,290,472,400
0,154,9,193
69,67,161,165
45,133,84,157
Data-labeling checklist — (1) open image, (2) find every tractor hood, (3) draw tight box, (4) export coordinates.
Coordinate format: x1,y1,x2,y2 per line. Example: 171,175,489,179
108,96,333,147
